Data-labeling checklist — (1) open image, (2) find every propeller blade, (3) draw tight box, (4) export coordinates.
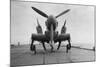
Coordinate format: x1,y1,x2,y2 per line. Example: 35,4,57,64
56,9,70,18
31,7,48,18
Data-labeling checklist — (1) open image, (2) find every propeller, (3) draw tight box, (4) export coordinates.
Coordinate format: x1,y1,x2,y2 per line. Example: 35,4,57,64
31,7,70,19
31,7,48,18
56,9,70,18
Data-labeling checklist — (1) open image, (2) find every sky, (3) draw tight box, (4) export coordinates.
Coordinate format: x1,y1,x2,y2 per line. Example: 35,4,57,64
11,1,95,48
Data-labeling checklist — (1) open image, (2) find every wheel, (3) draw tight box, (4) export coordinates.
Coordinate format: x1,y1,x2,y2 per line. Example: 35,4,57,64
66,45,68,53
30,44,36,54
66,44,71,53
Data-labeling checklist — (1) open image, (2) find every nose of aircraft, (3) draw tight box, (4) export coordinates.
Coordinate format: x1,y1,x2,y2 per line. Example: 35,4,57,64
45,15,58,30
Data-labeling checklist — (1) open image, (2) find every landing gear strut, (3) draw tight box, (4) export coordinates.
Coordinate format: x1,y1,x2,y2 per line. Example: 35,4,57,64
66,39,71,53
30,40,36,54
49,41,54,52
41,42,47,51
57,41,61,50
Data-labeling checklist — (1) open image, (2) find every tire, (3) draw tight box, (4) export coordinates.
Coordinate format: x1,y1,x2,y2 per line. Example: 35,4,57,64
30,45,36,51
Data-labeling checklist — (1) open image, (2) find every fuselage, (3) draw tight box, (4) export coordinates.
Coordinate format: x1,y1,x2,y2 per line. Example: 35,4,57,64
45,15,58,43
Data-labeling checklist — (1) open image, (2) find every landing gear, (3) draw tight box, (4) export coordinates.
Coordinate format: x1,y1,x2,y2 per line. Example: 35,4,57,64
57,41,61,50
50,45,54,52
30,44,36,54
50,43,54,52
66,39,71,53
66,44,71,53
30,39,36,54
42,42,46,51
